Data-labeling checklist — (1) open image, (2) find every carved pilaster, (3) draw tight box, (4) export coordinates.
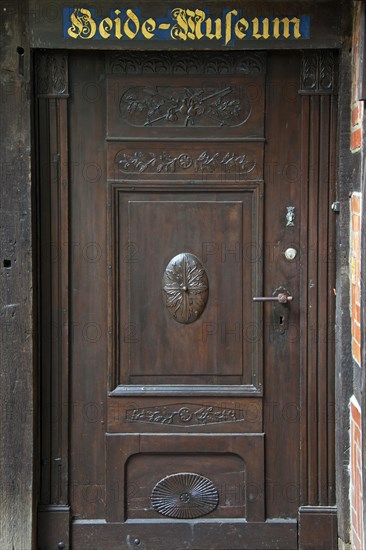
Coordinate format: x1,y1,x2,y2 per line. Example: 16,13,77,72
300,51,337,94
36,52,68,97
36,51,70,519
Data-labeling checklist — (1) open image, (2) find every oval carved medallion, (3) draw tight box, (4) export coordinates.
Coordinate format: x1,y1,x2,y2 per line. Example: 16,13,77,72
151,472,219,519
162,253,209,324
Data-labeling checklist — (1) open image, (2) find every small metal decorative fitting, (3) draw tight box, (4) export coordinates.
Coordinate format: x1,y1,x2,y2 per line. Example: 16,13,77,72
286,206,295,227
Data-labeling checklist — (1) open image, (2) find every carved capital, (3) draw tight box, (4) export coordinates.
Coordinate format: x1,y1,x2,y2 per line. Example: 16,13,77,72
300,51,336,95
36,52,68,97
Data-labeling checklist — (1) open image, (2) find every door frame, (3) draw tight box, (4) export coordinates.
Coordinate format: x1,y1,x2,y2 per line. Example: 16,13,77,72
36,47,337,549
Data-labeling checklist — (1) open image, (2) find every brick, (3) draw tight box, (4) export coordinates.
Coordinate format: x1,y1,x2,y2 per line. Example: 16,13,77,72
353,341,361,365
352,212,361,231
353,230,361,255
352,509,359,533
351,400,361,427
351,284,356,313
351,127,362,150
355,303,361,324
352,104,360,127
350,397,363,549
351,194,361,214
352,444,357,476
354,322,361,346
353,426,361,445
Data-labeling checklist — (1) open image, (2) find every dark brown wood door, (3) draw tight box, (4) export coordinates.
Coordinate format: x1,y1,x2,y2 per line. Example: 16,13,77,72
37,50,337,549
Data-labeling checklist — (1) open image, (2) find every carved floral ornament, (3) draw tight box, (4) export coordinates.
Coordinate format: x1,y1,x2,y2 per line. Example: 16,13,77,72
162,253,209,324
116,150,257,176
126,403,248,426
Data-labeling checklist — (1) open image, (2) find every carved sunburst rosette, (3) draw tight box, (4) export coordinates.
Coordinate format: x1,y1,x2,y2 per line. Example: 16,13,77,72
162,253,209,324
151,473,219,519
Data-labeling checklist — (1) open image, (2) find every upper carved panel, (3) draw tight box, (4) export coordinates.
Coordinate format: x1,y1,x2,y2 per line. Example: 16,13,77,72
300,51,336,94
107,57,265,138
119,85,251,128
108,51,266,75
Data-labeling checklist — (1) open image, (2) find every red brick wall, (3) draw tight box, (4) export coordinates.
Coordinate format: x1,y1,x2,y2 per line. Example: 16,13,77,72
350,396,364,549
351,103,363,152
349,3,364,549
350,1,363,153
350,193,362,366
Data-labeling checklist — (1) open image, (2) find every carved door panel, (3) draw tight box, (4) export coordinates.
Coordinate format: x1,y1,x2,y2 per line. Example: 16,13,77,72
37,50,337,549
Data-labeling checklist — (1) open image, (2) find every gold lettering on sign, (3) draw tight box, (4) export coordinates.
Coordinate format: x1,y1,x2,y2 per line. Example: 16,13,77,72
124,9,140,39
272,17,301,39
171,8,188,41
142,18,157,39
99,17,113,39
65,8,308,43
114,9,122,39
205,17,222,40
225,10,238,45
234,16,250,41
252,17,270,39
67,8,97,39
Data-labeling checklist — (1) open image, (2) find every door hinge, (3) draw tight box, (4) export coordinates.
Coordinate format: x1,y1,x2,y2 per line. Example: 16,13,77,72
331,201,340,213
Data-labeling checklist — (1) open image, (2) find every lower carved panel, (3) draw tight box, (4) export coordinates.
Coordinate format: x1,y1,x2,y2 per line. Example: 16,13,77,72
106,433,264,523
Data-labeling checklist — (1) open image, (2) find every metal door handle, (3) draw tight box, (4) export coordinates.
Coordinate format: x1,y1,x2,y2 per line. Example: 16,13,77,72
253,293,293,304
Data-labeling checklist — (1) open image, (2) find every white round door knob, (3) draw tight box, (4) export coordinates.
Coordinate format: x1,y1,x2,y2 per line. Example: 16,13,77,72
284,247,297,261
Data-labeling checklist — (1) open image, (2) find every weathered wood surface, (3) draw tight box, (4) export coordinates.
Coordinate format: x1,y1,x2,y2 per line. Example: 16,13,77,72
0,0,34,548
334,7,355,545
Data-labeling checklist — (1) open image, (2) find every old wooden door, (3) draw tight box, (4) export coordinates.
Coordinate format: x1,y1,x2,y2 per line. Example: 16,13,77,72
37,50,337,549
